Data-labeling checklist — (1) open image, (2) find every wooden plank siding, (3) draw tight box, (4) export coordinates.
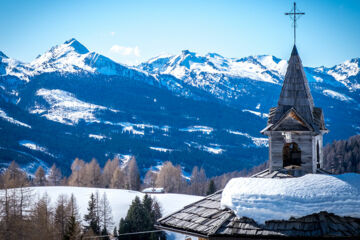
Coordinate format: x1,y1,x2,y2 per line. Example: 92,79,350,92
269,131,314,173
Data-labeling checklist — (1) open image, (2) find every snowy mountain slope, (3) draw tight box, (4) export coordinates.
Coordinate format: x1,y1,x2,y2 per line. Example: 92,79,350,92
326,58,360,91
0,39,359,177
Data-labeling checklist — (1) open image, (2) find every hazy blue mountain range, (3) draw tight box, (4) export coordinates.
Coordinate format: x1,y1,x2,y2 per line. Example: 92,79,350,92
1,39,359,176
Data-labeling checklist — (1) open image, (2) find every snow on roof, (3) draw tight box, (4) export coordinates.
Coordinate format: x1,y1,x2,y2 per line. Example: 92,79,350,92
221,173,360,224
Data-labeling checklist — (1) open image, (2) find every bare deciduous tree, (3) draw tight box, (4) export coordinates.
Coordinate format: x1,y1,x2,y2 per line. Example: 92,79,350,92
126,157,140,190
68,158,86,186
48,164,62,186
99,192,113,232
110,167,125,189
156,161,183,193
84,159,101,187
101,158,119,188
34,166,47,186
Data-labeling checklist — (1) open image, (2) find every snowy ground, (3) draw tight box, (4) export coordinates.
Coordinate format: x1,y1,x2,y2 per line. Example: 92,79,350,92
221,173,360,224
30,186,202,237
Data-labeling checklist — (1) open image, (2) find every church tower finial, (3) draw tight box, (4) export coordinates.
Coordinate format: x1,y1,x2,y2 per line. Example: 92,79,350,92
285,2,305,45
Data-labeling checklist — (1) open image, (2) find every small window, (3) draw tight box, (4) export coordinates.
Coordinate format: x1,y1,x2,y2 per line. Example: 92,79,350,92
283,142,301,168
316,141,320,168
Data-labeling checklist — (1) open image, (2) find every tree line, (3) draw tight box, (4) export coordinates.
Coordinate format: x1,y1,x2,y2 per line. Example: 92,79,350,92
0,160,163,239
2,134,358,195
323,134,360,174
0,156,267,197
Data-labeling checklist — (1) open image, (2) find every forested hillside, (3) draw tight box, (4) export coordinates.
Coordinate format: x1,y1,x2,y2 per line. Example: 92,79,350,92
323,135,360,174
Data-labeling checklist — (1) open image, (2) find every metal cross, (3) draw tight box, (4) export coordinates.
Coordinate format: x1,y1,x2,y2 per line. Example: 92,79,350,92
285,2,305,45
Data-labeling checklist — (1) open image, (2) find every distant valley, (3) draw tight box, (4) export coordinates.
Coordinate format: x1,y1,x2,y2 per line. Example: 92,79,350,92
0,39,359,176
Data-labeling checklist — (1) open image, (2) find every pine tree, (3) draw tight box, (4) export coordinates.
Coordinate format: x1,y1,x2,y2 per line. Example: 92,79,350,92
118,196,151,240
101,227,110,240
113,226,118,238
118,196,166,240
54,194,68,239
31,193,53,239
64,216,81,240
64,194,81,240
206,179,216,195
84,193,100,235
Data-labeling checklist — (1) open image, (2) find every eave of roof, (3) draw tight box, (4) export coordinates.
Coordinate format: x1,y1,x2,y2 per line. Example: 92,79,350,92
156,169,360,239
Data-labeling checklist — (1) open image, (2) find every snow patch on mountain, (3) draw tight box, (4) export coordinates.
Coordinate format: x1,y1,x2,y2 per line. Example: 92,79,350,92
203,145,224,154
31,89,109,125
89,134,107,140
149,147,173,152
227,130,268,147
19,140,47,152
322,89,353,102
18,140,54,157
179,125,213,134
111,153,133,168
118,122,145,135
0,109,31,128
242,109,269,119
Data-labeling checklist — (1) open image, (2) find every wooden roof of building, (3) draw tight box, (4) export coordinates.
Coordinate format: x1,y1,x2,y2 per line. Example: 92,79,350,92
156,169,360,239
263,45,326,133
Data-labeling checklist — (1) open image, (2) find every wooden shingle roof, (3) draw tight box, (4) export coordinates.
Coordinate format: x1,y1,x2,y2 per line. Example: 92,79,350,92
156,170,360,239
263,45,326,133
272,45,315,126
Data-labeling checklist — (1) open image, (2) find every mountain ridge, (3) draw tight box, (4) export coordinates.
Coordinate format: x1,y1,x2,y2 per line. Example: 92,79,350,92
0,39,359,177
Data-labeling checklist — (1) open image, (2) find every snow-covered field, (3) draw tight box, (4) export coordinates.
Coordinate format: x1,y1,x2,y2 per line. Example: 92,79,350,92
30,186,202,227
221,173,360,224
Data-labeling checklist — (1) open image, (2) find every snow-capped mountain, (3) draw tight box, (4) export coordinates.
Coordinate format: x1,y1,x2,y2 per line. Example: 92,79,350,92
0,39,359,177
140,50,287,84
1,38,153,82
138,49,359,100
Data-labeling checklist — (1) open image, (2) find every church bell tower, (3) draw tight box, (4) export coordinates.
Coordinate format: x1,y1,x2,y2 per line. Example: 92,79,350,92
261,46,328,175
261,3,328,176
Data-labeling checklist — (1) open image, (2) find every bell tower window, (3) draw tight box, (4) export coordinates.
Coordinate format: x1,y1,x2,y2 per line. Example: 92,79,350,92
283,142,301,168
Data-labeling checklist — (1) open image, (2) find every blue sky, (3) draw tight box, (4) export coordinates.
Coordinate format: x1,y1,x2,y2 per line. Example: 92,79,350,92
1,0,359,66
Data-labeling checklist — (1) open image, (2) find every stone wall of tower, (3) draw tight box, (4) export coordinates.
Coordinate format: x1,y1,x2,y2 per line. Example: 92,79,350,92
269,131,315,173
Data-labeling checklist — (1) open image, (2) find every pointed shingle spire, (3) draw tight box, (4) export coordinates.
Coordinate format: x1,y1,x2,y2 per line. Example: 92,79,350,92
272,45,315,128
